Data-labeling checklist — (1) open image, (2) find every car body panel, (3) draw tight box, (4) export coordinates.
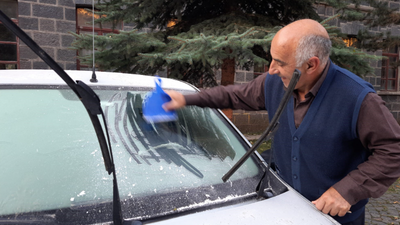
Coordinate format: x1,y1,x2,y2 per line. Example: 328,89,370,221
147,190,338,225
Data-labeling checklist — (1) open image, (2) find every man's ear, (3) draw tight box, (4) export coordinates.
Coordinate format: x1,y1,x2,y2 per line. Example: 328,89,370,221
306,57,320,72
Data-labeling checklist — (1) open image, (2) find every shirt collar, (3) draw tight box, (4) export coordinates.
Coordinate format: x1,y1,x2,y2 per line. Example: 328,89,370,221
307,60,330,97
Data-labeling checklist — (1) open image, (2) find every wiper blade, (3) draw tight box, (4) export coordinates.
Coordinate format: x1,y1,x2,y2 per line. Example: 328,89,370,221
222,69,301,182
0,10,123,225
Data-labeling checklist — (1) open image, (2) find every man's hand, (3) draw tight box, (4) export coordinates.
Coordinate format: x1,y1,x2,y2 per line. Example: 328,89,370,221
163,90,186,111
312,187,351,217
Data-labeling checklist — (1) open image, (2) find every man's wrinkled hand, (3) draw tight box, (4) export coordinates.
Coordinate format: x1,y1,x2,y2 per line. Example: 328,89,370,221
312,187,351,217
163,90,186,111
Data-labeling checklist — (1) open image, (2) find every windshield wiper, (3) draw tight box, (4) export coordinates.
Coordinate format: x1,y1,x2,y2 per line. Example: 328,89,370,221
222,69,301,193
0,10,128,225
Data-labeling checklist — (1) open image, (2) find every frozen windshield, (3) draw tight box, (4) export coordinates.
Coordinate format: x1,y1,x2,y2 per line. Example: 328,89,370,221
0,86,262,223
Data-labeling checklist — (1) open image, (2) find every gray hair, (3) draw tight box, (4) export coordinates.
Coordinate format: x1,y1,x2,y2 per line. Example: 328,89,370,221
295,35,331,67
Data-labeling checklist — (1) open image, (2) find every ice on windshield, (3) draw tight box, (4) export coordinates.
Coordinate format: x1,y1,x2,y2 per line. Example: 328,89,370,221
0,88,260,218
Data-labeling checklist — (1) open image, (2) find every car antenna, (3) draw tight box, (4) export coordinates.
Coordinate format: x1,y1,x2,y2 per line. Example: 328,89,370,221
222,69,301,183
90,0,98,83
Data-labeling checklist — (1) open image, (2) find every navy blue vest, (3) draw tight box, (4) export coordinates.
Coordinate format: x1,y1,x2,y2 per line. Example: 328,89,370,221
264,62,375,223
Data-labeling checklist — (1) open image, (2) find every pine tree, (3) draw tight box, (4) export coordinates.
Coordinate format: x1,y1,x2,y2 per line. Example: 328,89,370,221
71,0,392,87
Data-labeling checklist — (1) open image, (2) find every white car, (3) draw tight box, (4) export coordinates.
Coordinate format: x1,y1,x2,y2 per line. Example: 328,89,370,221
0,69,339,224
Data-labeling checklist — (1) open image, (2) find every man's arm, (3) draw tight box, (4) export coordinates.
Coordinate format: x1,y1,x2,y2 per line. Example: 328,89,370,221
164,74,267,111
314,93,400,217
333,92,400,203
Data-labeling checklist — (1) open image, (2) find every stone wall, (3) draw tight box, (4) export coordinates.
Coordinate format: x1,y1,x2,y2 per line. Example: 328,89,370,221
316,2,400,123
18,0,77,70
381,94,400,123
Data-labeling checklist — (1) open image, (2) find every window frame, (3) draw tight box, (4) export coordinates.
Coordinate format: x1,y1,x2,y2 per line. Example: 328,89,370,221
0,0,19,69
253,64,268,78
381,49,399,92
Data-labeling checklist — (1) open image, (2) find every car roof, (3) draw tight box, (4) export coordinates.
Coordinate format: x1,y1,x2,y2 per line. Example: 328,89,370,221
0,69,196,91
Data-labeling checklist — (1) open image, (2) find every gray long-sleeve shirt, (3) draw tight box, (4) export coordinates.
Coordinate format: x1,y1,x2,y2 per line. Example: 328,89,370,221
184,63,400,205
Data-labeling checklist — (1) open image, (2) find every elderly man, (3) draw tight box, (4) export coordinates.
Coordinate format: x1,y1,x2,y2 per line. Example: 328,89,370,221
164,19,400,225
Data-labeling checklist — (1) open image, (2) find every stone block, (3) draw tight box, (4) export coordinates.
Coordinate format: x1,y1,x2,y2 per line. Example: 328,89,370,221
18,2,31,16
59,0,75,7
19,45,39,59
66,62,77,70
33,32,60,47
57,48,76,61
42,47,55,58
19,17,38,30
349,22,361,35
340,23,350,34
65,8,76,21
249,113,269,125
74,0,93,4
39,18,55,31
20,0,37,2
57,62,65,69
235,71,245,82
369,76,376,86
33,61,49,69
390,2,400,10
317,4,325,15
391,27,400,36
62,34,75,47
326,7,334,16
39,0,56,4
33,4,63,19
233,114,249,125
56,20,75,33
245,72,254,82
19,60,32,69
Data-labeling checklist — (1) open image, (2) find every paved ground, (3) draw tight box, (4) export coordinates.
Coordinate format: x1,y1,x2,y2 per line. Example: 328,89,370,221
244,134,400,225
365,179,400,225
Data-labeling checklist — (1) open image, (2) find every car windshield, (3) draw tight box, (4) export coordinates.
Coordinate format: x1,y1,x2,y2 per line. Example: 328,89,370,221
0,86,263,223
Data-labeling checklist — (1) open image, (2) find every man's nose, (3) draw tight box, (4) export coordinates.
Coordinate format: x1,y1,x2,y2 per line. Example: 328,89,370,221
268,60,278,75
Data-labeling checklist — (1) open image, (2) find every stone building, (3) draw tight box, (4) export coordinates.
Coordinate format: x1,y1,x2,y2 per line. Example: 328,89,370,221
1,0,400,134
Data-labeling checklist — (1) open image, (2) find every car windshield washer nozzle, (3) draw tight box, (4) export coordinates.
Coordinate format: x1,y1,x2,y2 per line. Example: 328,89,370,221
142,76,178,123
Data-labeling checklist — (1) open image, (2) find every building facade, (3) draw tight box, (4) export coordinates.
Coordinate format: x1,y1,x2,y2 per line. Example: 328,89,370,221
1,0,400,133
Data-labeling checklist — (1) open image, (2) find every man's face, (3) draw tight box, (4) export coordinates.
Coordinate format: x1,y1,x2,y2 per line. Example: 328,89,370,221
268,37,307,89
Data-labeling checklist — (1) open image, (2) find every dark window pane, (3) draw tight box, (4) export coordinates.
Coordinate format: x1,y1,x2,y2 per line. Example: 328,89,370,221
77,8,122,30
0,0,18,19
388,80,396,90
254,64,265,73
381,67,387,78
390,68,397,79
77,8,100,28
0,23,16,42
0,44,17,61
389,68,395,79
381,79,386,90
0,63,17,69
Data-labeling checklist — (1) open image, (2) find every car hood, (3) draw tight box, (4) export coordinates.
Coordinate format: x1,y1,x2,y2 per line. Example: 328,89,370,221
146,190,339,225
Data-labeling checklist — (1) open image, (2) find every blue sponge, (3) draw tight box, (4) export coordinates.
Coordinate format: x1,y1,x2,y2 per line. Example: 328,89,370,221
142,76,178,123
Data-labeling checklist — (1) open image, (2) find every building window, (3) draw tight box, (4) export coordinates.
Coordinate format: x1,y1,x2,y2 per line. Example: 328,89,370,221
76,7,122,70
381,46,399,91
0,0,18,69
253,64,268,78
342,36,358,47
